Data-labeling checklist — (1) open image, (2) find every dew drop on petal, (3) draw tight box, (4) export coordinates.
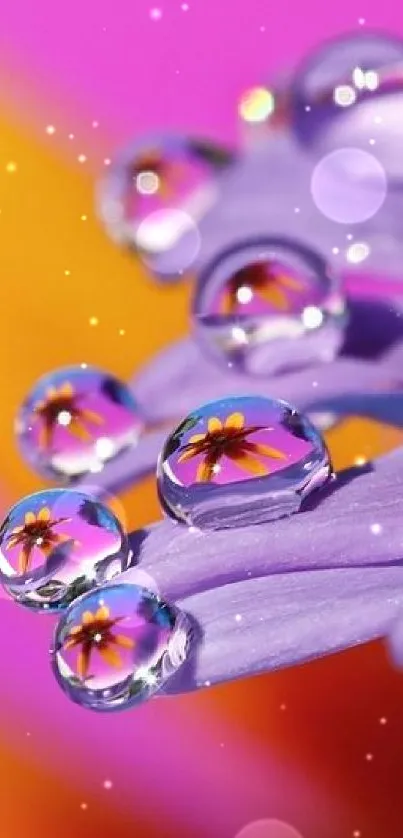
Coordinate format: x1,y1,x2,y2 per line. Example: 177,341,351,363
192,237,346,376
51,583,192,711
290,31,403,183
157,395,332,530
15,365,144,481
96,133,232,281
0,489,129,612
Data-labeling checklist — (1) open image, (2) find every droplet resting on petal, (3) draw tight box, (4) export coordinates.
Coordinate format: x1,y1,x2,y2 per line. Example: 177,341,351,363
0,489,129,612
290,30,403,185
157,395,332,530
192,237,346,377
51,583,193,711
16,365,143,481
96,133,234,281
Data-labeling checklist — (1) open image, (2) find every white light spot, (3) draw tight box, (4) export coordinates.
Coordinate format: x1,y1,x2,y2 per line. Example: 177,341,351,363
103,779,113,790
379,716,387,725
212,463,221,474
366,752,374,761
136,171,160,195
365,70,379,91
302,306,324,330
46,125,56,135
150,7,162,19
95,437,115,459
370,523,382,535
237,285,253,304
311,148,387,224
231,326,248,345
352,67,366,90
94,633,102,643
294,206,300,213
36,537,44,546
358,17,366,25
346,241,370,264
355,456,367,466
332,247,340,254
305,105,311,112
235,614,242,622
57,410,72,426
80,803,88,811
78,154,87,164
204,680,211,687
181,2,189,9
92,120,99,128
333,85,356,107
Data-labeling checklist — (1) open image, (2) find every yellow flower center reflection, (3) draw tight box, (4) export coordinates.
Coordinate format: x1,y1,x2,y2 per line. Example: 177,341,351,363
63,604,135,681
178,412,287,482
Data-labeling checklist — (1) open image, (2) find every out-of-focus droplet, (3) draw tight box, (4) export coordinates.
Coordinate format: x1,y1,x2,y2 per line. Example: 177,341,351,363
192,238,346,376
0,490,129,611
157,395,332,530
16,365,143,481
51,583,192,710
97,134,234,281
291,31,403,184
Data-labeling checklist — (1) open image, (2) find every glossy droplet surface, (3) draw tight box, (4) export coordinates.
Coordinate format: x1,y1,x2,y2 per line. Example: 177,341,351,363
51,583,191,711
97,134,233,279
157,395,332,530
291,31,403,183
16,365,143,481
192,238,345,376
0,490,129,611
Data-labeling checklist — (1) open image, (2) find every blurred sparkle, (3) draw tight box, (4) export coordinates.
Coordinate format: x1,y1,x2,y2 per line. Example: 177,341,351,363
103,779,113,790
119,329,126,336
92,121,99,128
104,158,111,166
46,125,56,135
346,242,370,264
370,523,382,535
150,7,162,19
333,85,356,107
365,752,374,761
239,87,275,123
80,803,88,811
235,613,243,622
379,716,388,725
89,316,99,326
78,154,87,164
81,214,88,221
355,456,367,466
64,269,71,276
6,161,17,173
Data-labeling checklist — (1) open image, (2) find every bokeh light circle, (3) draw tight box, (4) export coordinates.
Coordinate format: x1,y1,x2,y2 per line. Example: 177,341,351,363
238,87,275,123
311,148,387,223
235,819,303,838
136,208,201,275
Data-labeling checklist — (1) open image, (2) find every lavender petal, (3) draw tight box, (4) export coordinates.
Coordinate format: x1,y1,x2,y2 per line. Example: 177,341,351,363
163,567,403,693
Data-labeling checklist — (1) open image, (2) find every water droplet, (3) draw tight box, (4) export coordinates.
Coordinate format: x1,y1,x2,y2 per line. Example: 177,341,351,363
291,31,403,183
0,489,129,612
97,133,232,280
51,583,192,710
16,365,143,481
157,395,331,530
192,238,345,376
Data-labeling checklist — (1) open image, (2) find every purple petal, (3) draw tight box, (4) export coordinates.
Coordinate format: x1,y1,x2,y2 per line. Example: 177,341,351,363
133,337,401,425
161,134,403,281
163,567,403,693
113,449,403,692
122,449,403,602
